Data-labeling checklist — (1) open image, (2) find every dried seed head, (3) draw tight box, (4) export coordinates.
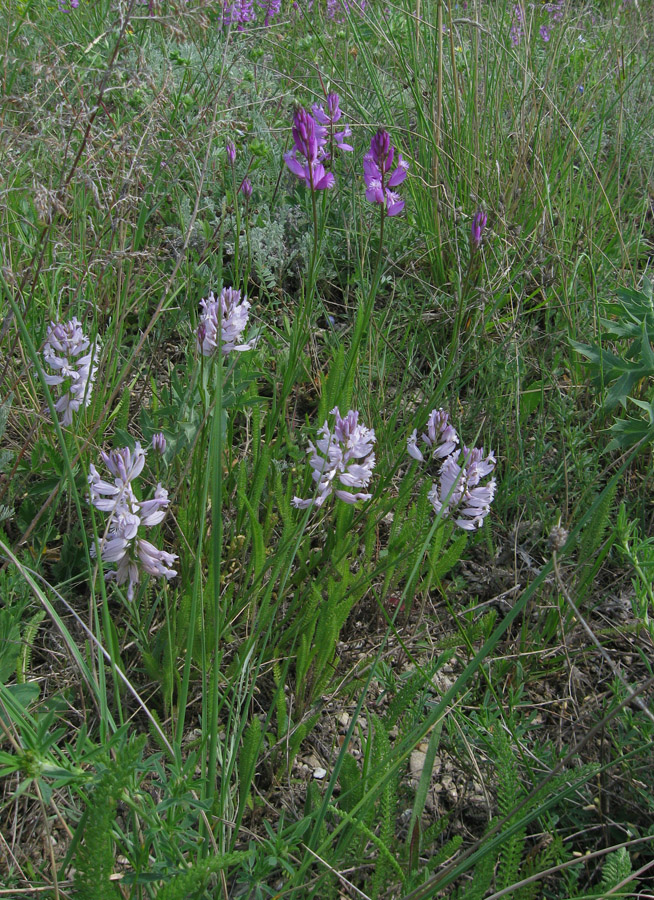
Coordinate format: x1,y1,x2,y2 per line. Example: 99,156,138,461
548,523,568,552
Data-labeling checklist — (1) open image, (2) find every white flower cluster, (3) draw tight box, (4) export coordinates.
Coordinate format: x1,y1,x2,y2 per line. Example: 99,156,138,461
88,443,177,601
42,318,98,426
292,407,376,509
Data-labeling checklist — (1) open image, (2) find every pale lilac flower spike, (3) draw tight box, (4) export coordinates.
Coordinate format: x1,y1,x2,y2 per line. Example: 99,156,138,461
197,287,256,356
407,408,459,463
152,432,167,456
408,409,496,530
293,407,376,509
88,442,177,601
42,317,98,426
429,446,497,531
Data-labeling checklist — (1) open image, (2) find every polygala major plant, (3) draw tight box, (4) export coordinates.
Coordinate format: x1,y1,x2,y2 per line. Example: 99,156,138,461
6,0,652,895
363,128,409,217
88,443,178,601
284,106,336,192
41,317,98,427
292,406,376,508
408,409,497,531
197,287,256,356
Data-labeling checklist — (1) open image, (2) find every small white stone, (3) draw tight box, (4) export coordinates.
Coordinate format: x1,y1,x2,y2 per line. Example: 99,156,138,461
410,750,427,778
313,767,327,780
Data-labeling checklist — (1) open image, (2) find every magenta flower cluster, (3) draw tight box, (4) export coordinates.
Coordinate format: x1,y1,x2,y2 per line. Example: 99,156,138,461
42,318,98,427
222,0,257,30
259,0,282,26
284,101,409,215
471,209,487,248
221,0,283,29
285,107,336,191
408,409,496,531
312,93,354,155
292,407,376,508
88,443,177,601
363,129,408,216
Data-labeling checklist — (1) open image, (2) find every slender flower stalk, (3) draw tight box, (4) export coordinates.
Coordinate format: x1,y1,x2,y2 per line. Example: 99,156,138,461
293,407,376,509
42,317,98,426
88,443,177,600
441,204,487,385
226,141,241,277
239,178,253,286
284,106,335,291
510,4,523,45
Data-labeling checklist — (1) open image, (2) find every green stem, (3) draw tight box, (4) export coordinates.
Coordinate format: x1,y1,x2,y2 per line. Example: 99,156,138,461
342,205,386,407
309,183,319,294
441,250,476,388
231,163,240,282
207,356,224,824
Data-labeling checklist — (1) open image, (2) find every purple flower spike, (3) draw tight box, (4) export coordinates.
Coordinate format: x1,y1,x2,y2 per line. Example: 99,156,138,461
239,177,253,199
197,287,256,357
471,209,487,248
42,317,99,427
258,0,282,26
313,93,343,126
312,93,354,153
292,407,376,509
284,107,335,191
88,441,177,601
363,129,408,216
510,4,523,45
223,0,256,29
226,141,236,164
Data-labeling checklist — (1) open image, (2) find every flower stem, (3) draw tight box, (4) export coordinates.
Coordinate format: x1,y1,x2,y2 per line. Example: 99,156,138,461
231,162,240,283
